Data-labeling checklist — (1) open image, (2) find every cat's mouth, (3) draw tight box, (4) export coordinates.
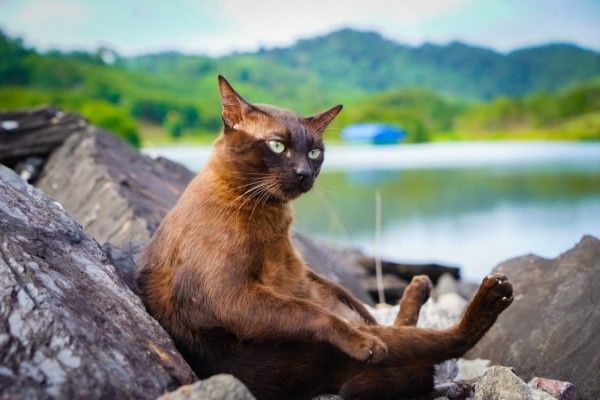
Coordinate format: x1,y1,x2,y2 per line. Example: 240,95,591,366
280,179,313,199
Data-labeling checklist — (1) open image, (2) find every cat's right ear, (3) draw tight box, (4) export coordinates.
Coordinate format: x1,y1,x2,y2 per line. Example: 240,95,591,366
218,75,254,129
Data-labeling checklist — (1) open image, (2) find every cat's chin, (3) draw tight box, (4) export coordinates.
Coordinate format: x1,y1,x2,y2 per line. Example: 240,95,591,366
280,185,312,201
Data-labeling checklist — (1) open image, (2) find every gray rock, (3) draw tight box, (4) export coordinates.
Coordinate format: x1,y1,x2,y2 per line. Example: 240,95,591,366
475,366,542,400
468,236,598,400
156,374,255,400
293,233,373,303
36,129,195,246
356,256,461,284
0,107,88,169
0,165,196,399
360,270,408,304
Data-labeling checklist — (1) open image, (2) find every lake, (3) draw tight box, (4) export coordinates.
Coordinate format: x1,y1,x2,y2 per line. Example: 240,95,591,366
144,141,600,281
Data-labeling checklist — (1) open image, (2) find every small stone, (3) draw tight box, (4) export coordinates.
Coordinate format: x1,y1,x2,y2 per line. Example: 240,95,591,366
531,388,557,400
157,374,256,400
474,366,531,400
529,377,577,400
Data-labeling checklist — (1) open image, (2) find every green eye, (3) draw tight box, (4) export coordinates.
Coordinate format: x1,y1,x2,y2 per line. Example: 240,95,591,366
267,140,285,154
308,148,321,160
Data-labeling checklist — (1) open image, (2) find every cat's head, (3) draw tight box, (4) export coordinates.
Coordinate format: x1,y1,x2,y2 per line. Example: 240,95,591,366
214,75,342,201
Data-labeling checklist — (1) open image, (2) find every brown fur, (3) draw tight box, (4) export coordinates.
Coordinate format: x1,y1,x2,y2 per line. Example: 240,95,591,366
137,76,514,400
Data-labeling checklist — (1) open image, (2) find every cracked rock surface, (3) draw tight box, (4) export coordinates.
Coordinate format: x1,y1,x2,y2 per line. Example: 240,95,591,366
0,165,196,399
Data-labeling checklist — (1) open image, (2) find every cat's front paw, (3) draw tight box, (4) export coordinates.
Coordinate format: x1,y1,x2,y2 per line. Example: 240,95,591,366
347,332,388,363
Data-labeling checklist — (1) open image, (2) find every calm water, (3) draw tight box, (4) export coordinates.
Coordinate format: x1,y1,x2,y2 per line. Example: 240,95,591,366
144,142,600,281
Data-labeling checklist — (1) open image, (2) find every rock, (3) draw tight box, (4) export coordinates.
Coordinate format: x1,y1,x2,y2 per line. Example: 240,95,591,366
468,236,599,400
292,234,373,303
156,374,255,400
456,359,491,381
36,129,195,246
101,241,142,294
0,165,196,399
475,366,550,400
13,156,44,182
33,122,372,302
529,377,577,400
357,256,461,284
360,272,408,304
0,107,88,171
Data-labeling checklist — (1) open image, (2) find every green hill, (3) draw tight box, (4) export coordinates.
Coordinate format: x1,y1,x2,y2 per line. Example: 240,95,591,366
250,29,600,99
1,27,599,145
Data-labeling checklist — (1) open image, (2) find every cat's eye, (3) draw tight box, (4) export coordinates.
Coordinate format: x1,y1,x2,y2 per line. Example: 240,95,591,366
308,148,321,160
267,140,285,154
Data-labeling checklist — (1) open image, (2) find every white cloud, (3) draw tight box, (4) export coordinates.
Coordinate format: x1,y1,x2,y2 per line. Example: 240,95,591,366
10,0,93,25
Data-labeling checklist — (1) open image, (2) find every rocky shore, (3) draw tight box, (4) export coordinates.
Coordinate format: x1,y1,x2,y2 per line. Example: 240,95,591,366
1,108,597,399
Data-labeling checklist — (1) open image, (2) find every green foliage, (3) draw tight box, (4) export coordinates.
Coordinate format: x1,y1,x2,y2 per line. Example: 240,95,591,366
164,111,184,139
80,100,140,147
559,112,600,140
456,80,600,140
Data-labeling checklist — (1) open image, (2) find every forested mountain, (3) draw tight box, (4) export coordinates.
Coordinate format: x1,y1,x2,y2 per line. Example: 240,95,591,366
1,27,599,145
255,29,600,99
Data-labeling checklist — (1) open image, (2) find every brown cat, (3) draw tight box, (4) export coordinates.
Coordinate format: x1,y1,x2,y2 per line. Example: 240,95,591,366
137,76,513,400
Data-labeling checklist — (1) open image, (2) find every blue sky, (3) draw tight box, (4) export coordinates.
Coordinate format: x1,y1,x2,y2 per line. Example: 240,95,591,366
0,0,599,55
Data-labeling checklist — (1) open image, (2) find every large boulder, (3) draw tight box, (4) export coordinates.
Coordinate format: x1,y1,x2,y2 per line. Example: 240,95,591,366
0,165,196,399
468,236,599,400
35,126,373,302
36,129,194,246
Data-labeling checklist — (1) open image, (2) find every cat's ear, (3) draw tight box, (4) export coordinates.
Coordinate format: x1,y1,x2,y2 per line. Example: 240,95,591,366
304,104,343,136
218,75,254,129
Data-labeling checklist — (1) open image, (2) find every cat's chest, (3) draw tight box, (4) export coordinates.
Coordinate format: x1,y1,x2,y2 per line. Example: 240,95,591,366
260,246,309,296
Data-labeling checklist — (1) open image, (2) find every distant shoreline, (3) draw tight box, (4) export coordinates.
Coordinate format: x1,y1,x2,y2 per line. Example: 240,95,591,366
143,140,600,172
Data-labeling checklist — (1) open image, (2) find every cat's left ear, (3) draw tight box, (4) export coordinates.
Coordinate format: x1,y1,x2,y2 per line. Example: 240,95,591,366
304,104,343,136
218,75,255,129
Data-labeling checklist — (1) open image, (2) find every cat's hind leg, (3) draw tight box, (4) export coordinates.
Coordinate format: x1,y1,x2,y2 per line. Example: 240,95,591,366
394,275,432,326
337,277,436,400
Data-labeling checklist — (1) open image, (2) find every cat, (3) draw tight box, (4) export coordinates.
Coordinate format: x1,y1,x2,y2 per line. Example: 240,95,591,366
137,76,513,400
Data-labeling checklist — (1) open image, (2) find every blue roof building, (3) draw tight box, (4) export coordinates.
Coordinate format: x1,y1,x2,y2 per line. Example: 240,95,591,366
341,123,406,144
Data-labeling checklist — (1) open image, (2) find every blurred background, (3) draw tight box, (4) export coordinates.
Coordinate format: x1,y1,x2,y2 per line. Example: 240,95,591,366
1,0,599,279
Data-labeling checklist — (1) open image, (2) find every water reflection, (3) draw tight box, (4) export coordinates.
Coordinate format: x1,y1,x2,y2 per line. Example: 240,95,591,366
294,166,600,280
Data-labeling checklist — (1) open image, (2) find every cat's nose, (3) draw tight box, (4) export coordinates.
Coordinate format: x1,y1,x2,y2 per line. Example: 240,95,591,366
295,167,311,182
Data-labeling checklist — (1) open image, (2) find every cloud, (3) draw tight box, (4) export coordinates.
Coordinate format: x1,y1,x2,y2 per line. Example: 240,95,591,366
9,0,93,26
0,0,598,55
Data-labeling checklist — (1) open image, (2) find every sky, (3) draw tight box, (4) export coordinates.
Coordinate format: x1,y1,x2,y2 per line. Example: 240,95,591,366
0,0,599,56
